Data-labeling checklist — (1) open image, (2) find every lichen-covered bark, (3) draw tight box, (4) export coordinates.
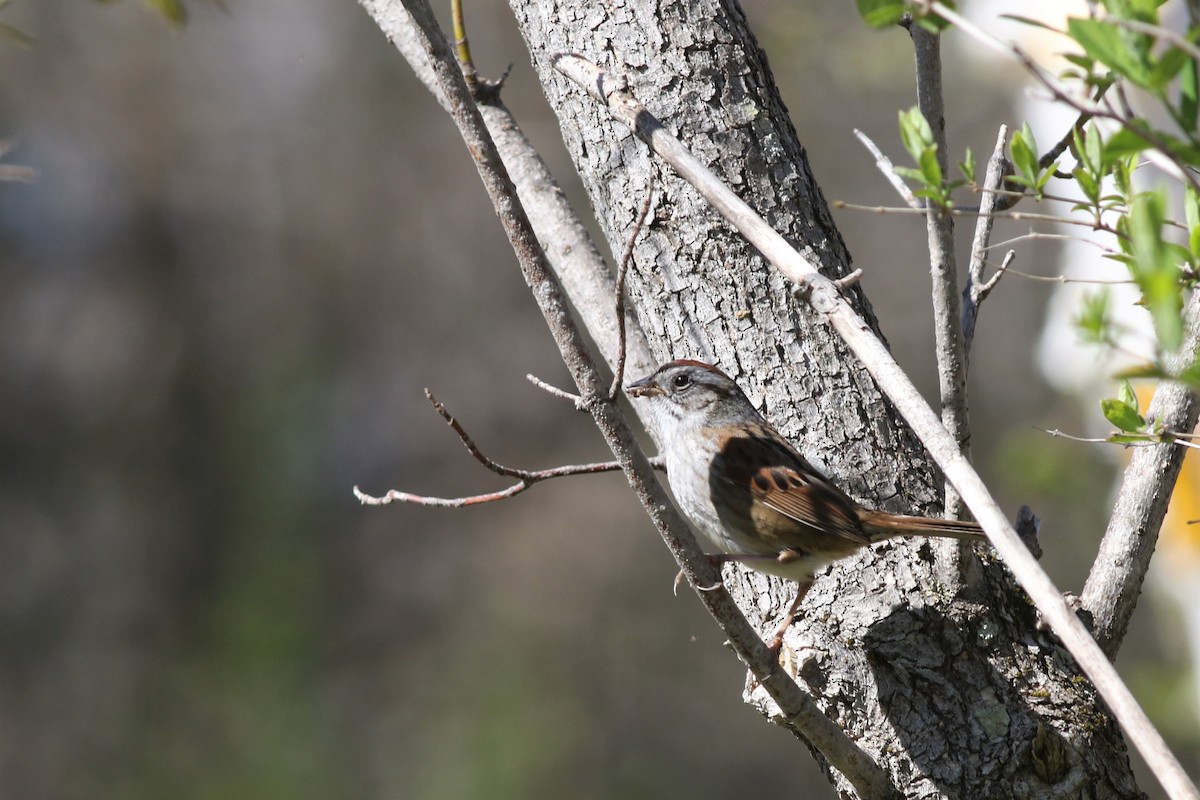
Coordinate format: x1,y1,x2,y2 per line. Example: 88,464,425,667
508,0,1143,797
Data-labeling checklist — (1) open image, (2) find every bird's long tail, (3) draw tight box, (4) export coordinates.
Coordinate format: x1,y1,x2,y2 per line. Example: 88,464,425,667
858,509,986,543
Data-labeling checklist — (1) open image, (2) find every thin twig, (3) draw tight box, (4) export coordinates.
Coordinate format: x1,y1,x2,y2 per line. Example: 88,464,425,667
1043,428,1112,444
833,268,863,291
977,250,1015,296
1005,267,1134,285
353,460,630,506
424,389,527,476
853,129,920,208
962,125,1009,363
353,390,651,507
449,0,477,93
610,174,656,400
554,52,1200,800
984,230,1118,255
833,200,1125,236
1109,17,1200,61
359,0,658,418
527,373,586,407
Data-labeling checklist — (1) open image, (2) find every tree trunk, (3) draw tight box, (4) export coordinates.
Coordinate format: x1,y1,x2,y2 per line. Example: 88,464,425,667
508,1,1144,797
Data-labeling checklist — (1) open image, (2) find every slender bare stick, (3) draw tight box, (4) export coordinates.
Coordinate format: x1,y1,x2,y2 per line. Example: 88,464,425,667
526,373,585,406
449,0,477,93
962,125,1010,360
1081,293,1200,658
853,129,920,208
610,175,655,400
358,0,658,414
351,390,633,508
553,52,1199,800
907,23,970,518
369,6,895,797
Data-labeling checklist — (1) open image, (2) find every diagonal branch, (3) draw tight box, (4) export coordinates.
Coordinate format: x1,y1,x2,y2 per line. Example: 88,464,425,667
962,125,1012,361
1081,292,1200,659
362,0,658,414
553,51,1199,800
360,4,896,797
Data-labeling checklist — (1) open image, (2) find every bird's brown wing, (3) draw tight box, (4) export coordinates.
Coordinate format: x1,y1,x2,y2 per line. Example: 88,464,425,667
711,427,871,551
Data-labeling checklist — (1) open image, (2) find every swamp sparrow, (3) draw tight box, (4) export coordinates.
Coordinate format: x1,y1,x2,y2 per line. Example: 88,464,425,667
627,359,984,651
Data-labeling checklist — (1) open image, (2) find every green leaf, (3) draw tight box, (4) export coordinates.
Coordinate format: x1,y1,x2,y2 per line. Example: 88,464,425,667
999,14,1065,34
1182,55,1199,132
899,107,935,164
1073,166,1100,205
1076,289,1112,344
1118,379,1138,410
1186,186,1200,231
1068,17,1152,86
0,20,34,47
1108,433,1149,445
958,146,975,183
1010,124,1040,183
145,0,188,26
1148,46,1190,91
1129,190,1184,350
1102,124,1154,163
856,0,908,29
1063,52,1097,72
1101,397,1147,432
1115,362,1171,381
918,145,943,187
1075,125,1099,174
1177,359,1200,389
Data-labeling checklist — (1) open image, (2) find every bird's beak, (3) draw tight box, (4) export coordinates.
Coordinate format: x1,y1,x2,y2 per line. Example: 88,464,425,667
625,374,662,397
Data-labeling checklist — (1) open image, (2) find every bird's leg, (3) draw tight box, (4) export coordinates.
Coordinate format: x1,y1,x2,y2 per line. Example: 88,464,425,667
766,581,812,655
673,553,782,595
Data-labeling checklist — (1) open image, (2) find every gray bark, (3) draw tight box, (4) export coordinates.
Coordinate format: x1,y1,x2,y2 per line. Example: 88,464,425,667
508,1,1143,797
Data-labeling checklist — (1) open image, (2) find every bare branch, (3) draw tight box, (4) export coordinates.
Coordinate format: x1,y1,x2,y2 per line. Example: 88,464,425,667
832,268,863,291
834,200,1125,236
1006,267,1133,286
424,389,529,477
985,230,1118,255
1081,292,1200,659
962,125,1009,366
977,250,1015,297
359,0,658,422
853,129,920,208
610,175,656,401
907,23,970,518
352,459,630,508
554,51,1200,800
526,373,586,407
363,6,896,797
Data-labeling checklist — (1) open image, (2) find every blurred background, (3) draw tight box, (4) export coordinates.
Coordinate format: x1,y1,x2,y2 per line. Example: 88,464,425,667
0,1,1195,797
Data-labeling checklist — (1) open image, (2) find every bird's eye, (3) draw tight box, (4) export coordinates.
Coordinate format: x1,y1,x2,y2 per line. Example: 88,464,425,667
671,373,692,390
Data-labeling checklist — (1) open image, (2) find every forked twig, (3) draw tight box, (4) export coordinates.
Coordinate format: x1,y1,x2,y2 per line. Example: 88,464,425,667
354,389,657,507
